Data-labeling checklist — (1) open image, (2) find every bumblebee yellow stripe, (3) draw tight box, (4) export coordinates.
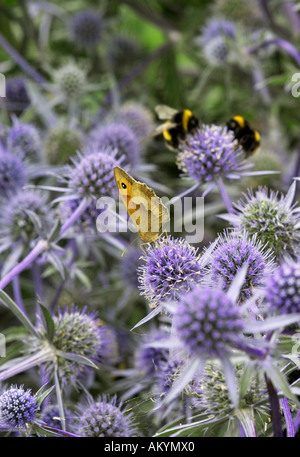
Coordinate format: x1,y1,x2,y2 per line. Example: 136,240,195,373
182,110,192,132
163,121,173,141
233,115,245,128
254,131,260,142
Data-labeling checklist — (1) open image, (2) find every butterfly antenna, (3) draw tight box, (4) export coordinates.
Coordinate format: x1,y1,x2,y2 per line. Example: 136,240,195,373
121,235,140,257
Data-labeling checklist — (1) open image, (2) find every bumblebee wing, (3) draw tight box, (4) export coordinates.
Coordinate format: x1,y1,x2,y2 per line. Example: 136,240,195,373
152,121,177,137
154,105,178,120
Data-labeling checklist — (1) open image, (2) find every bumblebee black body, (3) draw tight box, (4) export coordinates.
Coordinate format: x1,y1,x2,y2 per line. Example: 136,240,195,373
226,115,260,157
160,109,199,150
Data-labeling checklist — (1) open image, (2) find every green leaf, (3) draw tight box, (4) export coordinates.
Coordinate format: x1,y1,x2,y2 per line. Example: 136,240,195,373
37,299,55,342
0,289,39,338
35,385,55,406
56,350,98,369
267,363,298,403
235,408,257,437
31,423,59,437
48,219,62,243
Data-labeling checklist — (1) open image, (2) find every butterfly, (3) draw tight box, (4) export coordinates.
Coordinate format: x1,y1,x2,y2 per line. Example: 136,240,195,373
113,167,170,244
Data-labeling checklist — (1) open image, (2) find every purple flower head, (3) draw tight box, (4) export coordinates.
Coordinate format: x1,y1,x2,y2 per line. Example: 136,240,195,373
30,306,112,387
177,125,244,184
70,10,102,48
106,35,141,70
201,19,237,44
0,189,51,247
0,385,38,428
138,236,204,308
121,248,143,289
173,286,244,358
0,152,26,198
134,328,169,377
116,102,155,142
209,231,275,301
90,122,140,167
265,259,300,315
5,77,30,113
230,183,300,260
76,394,136,437
199,18,236,65
40,404,72,429
7,120,41,161
66,147,124,199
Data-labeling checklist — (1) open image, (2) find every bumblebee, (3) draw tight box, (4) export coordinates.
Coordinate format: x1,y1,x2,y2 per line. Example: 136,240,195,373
154,105,199,150
226,115,260,157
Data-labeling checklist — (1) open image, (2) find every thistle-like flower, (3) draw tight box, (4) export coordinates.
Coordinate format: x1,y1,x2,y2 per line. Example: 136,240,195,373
0,385,38,429
226,182,300,260
138,236,205,308
106,35,141,71
0,152,26,198
173,286,244,358
76,395,137,437
197,18,236,65
7,121,41,161
44,126,83,165
209,231,275,301
54,62,86,100
90,122,140,167
0,189,52,249
5,77,30,113
188,363,263,415
265,259,300,314
177,124,245,184
28,307,113,387
69,10,103,48
65,147,124,199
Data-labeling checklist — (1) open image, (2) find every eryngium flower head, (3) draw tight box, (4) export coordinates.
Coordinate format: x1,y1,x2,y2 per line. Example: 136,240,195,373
116,102,155,142
198,18,236,65
0,385,37,428
90,123,140,167
40,404,72,429
231,183,300,260
173,286,244,357
265,259,300,314
0,189,51,246
76,395,136,437
66,147,123,199
209,232,274,301
177,125,244,184
5,77,30,113
44,126,83,165
188,363,263,414
70,10,102,48
134,328,169,376
7,121,41,161
121,248,143,289
54,63,86,100
138,236,204,308
0,152,26,198
106,35,140,71
34,307,111,386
